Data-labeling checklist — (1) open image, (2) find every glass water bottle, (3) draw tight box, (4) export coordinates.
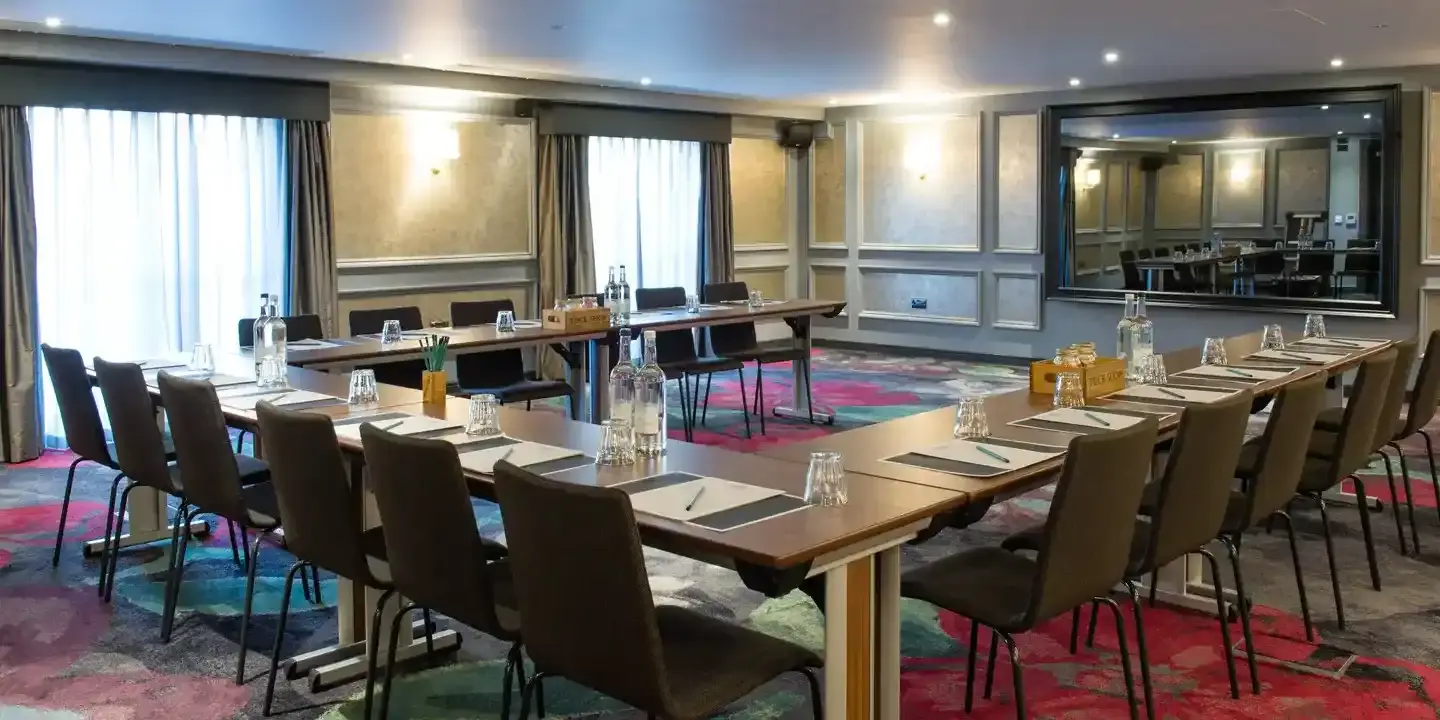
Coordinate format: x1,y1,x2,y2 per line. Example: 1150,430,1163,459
634,330,666,456
617,265,632,325
608,327,637,428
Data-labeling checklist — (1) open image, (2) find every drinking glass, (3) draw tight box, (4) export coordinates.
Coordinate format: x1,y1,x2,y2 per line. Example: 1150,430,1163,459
1303,314,1327,339
1143,355,1168,384
953,397,990,439
1260,324,1285,350
465,394,502,437
347,369,378,405
554,297,566,311
685,294,700,314
1074,342,1097,366
258,355,288,387
581,295,598,309
380,320,403,344
189,344,214,374
804,451,847,507
1201,337,1228,366
1052,371,1085,409
495,310,516,333
596,419,636,466
748,290,763,309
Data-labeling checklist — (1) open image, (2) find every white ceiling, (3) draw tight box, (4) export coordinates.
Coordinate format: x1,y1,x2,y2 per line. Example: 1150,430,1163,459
3,0,1439,106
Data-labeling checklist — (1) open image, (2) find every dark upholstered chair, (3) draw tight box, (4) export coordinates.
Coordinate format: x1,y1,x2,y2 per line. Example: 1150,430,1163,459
1334,251,1379,298
237,314,324,348
703,281,811,434
493,460,822,720
155,372,278,684
1391,332,1440,527
634,287,749,441
360,425,522,720
451,299,572,409
902,420,1158,718
349,306,426,389
1119,250,1145,292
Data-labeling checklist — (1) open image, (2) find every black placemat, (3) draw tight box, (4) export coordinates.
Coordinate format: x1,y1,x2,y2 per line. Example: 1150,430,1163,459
691,494,809,532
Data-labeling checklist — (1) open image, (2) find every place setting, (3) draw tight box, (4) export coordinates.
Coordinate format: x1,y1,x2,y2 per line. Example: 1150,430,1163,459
441,394,593,475
217,386,345,411
615,471,811,532
881,398,1066,478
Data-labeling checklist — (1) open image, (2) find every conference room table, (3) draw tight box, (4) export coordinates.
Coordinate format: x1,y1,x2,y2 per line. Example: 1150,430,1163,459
284,298,847,425
762,329,1395,620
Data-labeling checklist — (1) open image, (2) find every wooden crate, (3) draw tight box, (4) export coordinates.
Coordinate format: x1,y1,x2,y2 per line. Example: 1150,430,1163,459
1029,356,1127,401
542,306,612,332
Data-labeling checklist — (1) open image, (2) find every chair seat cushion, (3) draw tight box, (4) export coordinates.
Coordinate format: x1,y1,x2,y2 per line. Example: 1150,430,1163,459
461,379,572,404
1001,518,1153,576
1315,406,1402,443
662,357,745,378
656,604,822,720
901,547,1039,633
362,525,509,588
240,482,283,530
1295,455,1342,494
718,344,806,365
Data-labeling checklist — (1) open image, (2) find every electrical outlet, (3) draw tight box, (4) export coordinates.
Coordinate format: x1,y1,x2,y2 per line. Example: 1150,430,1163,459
911,297,928,310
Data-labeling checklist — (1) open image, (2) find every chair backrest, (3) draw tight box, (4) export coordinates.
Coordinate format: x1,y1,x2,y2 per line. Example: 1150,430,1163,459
1027,420,1159,624
92,358,173,491
1298,252,1333,275
1173,263,1198,290
349,306,423,336
156,372,250,519
360,425,505,634
1402,331,1440,436
1242,372,1328,525
1370,338,1417,452
1137,249,1153,259
1120,257,1143,291
254,401,369,580
493,460,670,712
1323,350,1398,484
1154,247,1170,257
702,281,759,356
1344,252,1379,273
238,314,325,347
452,300,527,389
1144,392,1255,565
40,344,111,464
635,287,698,365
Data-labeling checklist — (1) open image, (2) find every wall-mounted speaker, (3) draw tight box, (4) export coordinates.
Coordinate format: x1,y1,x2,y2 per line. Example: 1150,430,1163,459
779,122,814,149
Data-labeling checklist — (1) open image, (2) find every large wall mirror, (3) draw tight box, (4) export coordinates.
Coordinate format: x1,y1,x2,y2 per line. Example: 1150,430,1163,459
1043,87,1400,316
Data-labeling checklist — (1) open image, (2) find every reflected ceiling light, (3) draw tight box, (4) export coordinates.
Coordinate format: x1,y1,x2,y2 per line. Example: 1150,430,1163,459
827,98,839,105
1069,78,1082,87
639,77,653,86
1364,113,1372,119
1320,105,1330,110
1111,133,1120,139
43,16,61,27
1337,130,1345,135
1103,50,1120,63
1330,57,1344,68
1170,140,1178,144
932,11,952,27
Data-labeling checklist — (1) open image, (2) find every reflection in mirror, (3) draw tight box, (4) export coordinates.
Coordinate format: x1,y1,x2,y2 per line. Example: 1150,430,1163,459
1047,89,1397,315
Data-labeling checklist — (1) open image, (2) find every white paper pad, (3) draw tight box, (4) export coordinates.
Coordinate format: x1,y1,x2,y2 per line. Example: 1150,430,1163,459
1017,407,1148,430
1172,365,1295,381
285,339,343,351
1246,349,1340,364
628,476,784,523
510,320,543,329
220,389,338,411
1109,385,1239,404
1291,337,1387,350
333,415,463,441
912,439,1064,471
144,368,253,387
457,441,583,474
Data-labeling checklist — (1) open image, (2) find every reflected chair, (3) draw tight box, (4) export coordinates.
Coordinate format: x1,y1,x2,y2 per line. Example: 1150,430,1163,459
452,299,572,410
703,281,811,435
360,425,524,720
1119,251,1145,292
634,287,749,441
1137,248,1153,259
902,420,1158,719
493,460,822,720
1334,251,1380,298
349,307,426,389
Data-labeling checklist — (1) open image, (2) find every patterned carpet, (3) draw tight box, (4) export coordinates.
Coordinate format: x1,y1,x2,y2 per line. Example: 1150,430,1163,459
4,347,1440,718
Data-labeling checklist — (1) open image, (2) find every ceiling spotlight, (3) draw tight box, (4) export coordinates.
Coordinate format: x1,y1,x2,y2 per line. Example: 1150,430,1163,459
1320,105,1330,110
43,16,62,28
1112,133,1120,139
1170,140,1178,145
932,11,952,26
639,77,652,86
1103,50,1120,63
1364,113,1372,119
1337,130,1345,135
1330,57,1345,68
1069,78,1082,87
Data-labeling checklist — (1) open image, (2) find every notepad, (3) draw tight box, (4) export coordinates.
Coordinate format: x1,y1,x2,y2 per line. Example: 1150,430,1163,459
1011,407,1147,432
457,441,584,474
1291,336,1387,350
912,439,1064,471
1245,349,1339,365
626,475,784,523
285,339,343,351
220,389,339,411
1172,364,1295,382
333,414,463,441
1108,385,1238,404
144,369,253,388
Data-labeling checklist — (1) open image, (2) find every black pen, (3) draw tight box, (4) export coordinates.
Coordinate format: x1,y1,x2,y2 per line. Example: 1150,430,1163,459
1157,387,1186,399
1082,411,1111,427
685,486,706,511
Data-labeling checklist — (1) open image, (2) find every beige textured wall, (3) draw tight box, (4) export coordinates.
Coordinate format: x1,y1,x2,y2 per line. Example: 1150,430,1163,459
332,113,533,260
735,268,787,299
812,267,847,301
338,287,531,330
1156,153,1204,229
814,126,846,245
732,138,787,246
1428,93,1440,261
1075,160,1102,231
996,113,1039,251
1212,149,1265,226
1104,162,1126,231
861,116,980,247
1276,147,1331,224
1127,164,1145,230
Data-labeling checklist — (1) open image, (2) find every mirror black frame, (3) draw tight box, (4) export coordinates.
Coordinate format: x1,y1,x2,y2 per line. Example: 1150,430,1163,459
1041,85,1401,318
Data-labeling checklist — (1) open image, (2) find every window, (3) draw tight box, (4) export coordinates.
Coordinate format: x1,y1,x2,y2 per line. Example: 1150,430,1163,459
587,136,702,295
29,107,287,446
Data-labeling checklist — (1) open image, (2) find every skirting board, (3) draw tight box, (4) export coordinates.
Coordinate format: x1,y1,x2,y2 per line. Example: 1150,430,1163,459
813,338,1037,367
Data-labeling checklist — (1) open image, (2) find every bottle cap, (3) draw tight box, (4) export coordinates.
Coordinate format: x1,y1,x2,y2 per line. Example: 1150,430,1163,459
643,330,656,341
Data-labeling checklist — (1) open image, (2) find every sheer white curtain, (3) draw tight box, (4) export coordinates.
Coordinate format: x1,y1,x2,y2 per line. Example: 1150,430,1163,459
29,107,287,446
587,136,701,297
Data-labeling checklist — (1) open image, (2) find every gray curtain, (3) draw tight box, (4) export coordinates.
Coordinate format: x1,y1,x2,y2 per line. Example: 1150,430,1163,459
286,119,339,336
537,134,595,379
699,141,735,287
1,106,38,462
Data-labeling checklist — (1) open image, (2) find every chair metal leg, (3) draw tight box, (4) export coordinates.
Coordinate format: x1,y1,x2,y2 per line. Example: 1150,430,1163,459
1379,451,1409,555
1421,429,1439,524
984,629,999,699
1222,536,1261,695
299,565,313,603
262,561,306,716
161,507,196,642
1198,548,1239,699
236,529,269,685
999,631,1028,720
51,457,83,567
1125,581,1156,720
798,667,824,720
104,481,139,603
736,368,752,439
756,363,767,435
312,567,323,604
227,520,243,568
1097,598,1140,720
422,609,435,654
1273,511,1315,642
235,429,246,454
1069,607,1081,654
363,588,398,719
1086,598,1100,648
1315,495,1347,629
97,473,127,597
1391,442,1421,554
501,641,522,720
676,376,693,442
964,619,979,712
526,400,532,411
700,373,713,426
801,352,815,425
1349,476,1383,591
1148,570,1158,607
379,601,417,720
516,670,550,720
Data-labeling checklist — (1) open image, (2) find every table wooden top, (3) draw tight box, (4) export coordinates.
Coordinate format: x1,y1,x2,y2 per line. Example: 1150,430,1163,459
761,330,1392,502
329,397,962,569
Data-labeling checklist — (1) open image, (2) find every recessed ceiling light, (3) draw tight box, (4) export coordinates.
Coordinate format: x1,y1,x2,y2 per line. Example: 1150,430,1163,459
1112,133,1120,139
1337,130,1345,135
639,77,652,86
1364,113,1372,119
932,11,952,27
1330,57,1345,68
1320,105,1330,110
1103,50,1120,63
1170,140,1178,145
1068,78,1082,87
43,16,62,28
827,98,839,105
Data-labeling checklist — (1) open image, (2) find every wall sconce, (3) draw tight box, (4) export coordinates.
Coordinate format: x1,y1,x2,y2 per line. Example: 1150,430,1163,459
1077,160,1101,190
406,113,462,175
902,124,942,181
1228,158,1252,185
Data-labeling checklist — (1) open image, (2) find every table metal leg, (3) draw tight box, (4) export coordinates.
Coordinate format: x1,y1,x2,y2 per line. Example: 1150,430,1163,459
775,315,836,424
587,338,611,424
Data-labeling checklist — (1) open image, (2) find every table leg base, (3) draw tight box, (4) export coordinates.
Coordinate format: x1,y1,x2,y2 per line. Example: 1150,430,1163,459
81,519,210,556
288,620,460,692
1322,489,1381,511
773,405,836,425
